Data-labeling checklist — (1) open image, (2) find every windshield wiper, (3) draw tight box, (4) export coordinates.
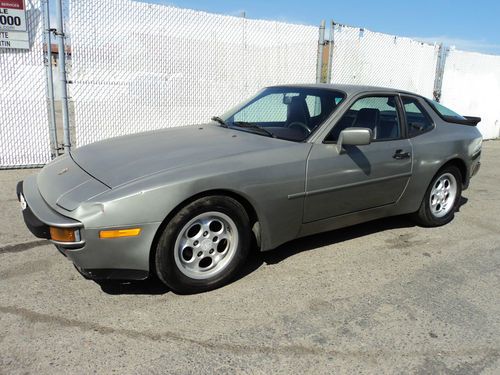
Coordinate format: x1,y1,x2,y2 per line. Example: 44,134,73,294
211,116,228,128
233,121,276,138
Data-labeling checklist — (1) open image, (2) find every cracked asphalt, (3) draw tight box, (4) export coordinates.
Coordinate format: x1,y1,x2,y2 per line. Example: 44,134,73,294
0,141,499,374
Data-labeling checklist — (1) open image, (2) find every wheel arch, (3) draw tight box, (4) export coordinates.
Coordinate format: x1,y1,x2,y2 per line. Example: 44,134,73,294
148,189,261,277
439,157,468,187
410,156,466,226
417,156,467,210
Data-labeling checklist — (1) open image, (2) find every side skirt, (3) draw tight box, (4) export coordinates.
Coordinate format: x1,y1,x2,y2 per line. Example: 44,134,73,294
297,203,399,239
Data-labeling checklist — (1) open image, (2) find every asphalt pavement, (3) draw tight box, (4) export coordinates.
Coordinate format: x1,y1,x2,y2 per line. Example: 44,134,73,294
0,141,499,374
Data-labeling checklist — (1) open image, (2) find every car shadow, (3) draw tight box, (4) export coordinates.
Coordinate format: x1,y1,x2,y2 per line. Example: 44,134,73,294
236,214,417,281
96,197,468,296
240,196,469,276
97,276,170,295
456,196,468,212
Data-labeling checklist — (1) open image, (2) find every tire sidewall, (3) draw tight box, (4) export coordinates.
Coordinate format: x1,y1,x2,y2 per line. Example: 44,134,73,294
155,196,251,294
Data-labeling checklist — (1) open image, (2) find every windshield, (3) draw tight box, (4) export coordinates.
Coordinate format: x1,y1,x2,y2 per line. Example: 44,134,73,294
217,87,345,142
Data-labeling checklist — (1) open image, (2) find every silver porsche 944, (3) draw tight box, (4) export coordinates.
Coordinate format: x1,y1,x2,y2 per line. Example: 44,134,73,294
17,85,482,293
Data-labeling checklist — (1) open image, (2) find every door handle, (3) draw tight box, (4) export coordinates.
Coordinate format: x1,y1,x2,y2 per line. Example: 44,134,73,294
393,149,411,159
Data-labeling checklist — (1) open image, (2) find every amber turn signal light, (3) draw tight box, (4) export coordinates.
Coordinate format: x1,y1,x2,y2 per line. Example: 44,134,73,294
99,228,141,239
50,227,78,242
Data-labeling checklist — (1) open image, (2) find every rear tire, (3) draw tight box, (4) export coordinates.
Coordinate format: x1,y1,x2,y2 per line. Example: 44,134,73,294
412,165,462,227
155,196,251,294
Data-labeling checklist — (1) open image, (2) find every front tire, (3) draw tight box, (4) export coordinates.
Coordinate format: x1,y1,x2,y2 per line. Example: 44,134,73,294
412,165,462,227
155,196,251,294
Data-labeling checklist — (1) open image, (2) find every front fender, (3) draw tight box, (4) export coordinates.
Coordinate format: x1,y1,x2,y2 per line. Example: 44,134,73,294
79,144,311,251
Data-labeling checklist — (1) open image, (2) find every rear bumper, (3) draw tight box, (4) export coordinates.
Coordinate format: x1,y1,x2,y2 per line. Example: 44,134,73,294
471,161,481,178
17,177,160,281
463,151,481,190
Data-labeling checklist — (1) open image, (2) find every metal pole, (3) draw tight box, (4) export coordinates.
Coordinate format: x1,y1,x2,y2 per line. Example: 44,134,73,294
55,0,71,152
42,0,58,158
326,20,335,84
433,43,448,102
316,20,326,83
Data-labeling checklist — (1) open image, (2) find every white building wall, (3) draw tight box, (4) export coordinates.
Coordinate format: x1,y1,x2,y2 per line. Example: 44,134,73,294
441,49,500,140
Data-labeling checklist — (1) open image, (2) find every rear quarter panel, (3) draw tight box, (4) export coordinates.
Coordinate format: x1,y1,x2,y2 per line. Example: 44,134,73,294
394,99,482,214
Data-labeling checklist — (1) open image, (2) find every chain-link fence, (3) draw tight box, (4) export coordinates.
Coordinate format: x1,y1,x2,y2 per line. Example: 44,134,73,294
66,0,318,147
0,0,50,168
328,24,440,98
2,3,500,169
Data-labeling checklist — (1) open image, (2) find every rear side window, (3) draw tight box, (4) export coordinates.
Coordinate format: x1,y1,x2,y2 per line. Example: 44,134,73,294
402,97,433,137
428,100,466,120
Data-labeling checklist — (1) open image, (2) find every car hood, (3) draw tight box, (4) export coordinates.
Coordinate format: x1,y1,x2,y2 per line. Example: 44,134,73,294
70,124,287,188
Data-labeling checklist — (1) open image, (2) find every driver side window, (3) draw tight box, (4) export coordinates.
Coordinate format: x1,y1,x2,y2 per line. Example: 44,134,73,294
325,96,401,142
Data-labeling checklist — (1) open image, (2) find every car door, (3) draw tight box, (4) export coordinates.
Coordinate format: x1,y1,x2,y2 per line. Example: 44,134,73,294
303,94,413,223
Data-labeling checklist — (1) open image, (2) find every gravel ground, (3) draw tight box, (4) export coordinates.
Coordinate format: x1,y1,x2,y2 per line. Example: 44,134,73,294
0,141,499,375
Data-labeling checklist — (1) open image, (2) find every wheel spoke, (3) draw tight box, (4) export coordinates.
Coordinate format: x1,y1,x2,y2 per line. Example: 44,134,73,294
179,237,192,250
430,195,437,206
199,219,211,238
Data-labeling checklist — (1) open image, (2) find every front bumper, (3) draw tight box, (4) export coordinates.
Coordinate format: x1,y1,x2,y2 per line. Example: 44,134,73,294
16,179,83,245
17,177,158,281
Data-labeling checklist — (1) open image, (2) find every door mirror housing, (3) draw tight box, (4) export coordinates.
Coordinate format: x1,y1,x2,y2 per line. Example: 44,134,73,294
337,127,372,153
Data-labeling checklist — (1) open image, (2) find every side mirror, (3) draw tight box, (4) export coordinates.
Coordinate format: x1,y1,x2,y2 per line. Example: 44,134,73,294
337,127,372,153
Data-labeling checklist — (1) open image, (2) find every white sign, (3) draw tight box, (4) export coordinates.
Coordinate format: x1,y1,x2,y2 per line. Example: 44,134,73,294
0,0,28,49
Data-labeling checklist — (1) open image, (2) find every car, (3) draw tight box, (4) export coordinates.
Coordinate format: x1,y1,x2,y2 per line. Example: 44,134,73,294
17,84,482,293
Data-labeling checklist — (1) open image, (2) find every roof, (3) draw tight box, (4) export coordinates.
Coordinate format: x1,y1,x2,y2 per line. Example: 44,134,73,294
267,83,423,97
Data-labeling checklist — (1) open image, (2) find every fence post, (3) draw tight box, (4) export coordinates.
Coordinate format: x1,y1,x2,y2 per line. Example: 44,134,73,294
326,20,335,84
42,0,59,159
316,20,326,83
433,43,448,102
55,0,71,152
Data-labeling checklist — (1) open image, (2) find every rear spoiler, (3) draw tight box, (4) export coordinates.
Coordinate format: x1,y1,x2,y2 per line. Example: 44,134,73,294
442,115,481,126
463,116,481,126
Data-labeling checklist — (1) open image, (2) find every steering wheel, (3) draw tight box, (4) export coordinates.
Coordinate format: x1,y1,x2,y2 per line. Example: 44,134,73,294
286,121,311,135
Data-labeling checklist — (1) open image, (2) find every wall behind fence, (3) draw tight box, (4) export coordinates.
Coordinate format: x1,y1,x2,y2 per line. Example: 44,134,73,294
0,0,50,168
330,25,440,98
440,49,500,140
67,0,318,146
